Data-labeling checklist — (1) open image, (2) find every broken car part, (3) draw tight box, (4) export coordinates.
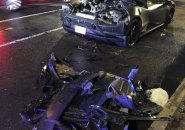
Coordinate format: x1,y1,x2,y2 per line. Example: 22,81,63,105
20,54,173,130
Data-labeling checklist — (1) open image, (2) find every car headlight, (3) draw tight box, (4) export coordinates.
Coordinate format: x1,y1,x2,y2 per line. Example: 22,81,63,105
5,0,22,11
62,0,71,3
61,4,73,15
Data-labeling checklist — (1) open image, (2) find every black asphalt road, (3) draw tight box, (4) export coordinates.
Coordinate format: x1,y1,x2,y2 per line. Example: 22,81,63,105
0,1,185,130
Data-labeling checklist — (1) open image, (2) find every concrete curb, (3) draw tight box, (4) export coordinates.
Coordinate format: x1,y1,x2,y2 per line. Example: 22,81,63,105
148,78,185,130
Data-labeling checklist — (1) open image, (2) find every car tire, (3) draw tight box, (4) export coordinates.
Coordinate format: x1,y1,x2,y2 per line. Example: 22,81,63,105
165,6,175,25
125,19,141,47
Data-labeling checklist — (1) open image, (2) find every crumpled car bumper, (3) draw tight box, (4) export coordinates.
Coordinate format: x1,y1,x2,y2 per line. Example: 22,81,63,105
62,14,128,46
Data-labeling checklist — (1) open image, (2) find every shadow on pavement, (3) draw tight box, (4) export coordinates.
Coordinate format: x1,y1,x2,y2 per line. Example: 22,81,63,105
162,46,185,96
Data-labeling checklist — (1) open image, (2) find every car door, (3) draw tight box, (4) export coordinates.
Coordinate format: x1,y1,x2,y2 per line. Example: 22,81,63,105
146,0,168,27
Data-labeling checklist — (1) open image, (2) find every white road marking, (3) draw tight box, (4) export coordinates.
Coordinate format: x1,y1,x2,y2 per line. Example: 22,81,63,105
0,27,63,48
0,9,61,23
0,27,13,32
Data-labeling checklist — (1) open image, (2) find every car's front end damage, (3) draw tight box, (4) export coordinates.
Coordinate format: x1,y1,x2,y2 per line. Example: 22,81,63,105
20,54,174,130
61,0,131,46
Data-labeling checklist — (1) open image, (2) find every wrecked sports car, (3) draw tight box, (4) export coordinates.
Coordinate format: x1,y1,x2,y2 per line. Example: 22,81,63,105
61,0,175,47
20,54,173,130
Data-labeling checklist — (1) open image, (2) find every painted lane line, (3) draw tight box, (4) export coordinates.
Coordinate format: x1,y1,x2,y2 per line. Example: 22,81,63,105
0,27,63,48
0,9,61,23
0,27,13,33
5,27,13,31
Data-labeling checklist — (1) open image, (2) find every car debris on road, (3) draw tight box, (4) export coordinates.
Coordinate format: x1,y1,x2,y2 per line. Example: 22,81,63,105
20,53,174,130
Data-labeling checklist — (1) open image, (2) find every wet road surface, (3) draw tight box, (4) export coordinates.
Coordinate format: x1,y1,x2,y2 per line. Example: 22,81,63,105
0,1,185,130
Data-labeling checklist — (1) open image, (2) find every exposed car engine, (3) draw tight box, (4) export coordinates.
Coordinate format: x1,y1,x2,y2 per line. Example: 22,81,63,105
62,0,128,24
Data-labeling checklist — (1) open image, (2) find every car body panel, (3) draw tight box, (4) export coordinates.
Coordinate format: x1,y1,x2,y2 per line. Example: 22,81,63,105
62,13,127,44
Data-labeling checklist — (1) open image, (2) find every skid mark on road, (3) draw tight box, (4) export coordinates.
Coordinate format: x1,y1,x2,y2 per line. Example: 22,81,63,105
0,9,61,23
0,27,63,48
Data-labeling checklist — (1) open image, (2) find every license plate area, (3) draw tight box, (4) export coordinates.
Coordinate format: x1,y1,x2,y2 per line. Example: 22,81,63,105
75,25,86,35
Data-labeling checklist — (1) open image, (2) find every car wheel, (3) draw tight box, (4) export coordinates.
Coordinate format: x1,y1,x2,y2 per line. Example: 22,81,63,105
125,19,141,47
5,0,22,11
165,6,175,25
